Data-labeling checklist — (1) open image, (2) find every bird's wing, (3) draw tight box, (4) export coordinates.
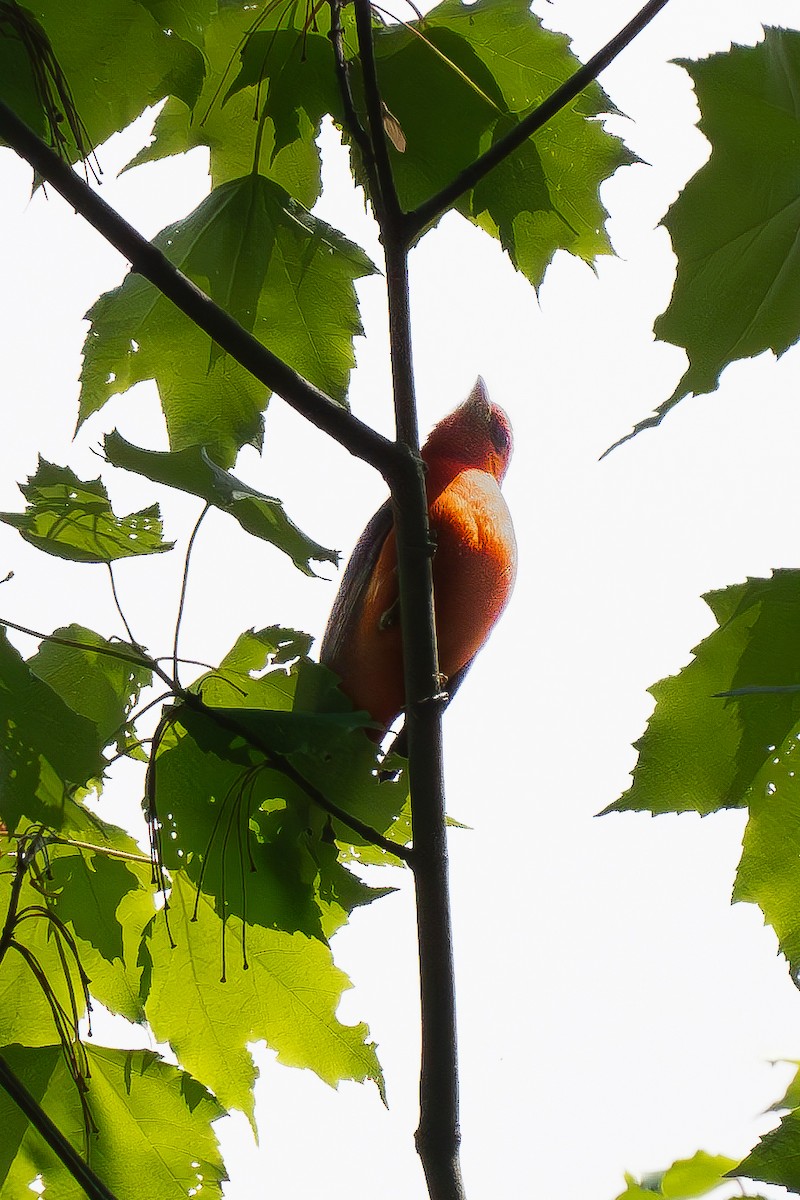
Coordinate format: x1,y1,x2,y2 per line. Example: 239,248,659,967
319,498,394,669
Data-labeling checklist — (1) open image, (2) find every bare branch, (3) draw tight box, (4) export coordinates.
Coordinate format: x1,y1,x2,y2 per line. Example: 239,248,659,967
334,10,463,1193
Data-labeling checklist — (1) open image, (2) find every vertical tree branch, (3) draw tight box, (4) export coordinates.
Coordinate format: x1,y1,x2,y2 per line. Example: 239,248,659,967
349,6,466,1196
385,237,464,1200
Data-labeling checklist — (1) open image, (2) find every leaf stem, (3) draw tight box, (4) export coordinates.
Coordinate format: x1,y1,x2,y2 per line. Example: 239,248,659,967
404,0,672,239
49,836,152,866
106,563,138,647
0,615,174,690
173,502,211,684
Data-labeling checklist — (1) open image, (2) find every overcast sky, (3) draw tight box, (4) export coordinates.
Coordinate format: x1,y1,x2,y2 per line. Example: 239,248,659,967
3,1,800,1197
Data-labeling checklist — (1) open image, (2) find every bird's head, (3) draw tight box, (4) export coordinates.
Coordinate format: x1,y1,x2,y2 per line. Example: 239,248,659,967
422,377,513,482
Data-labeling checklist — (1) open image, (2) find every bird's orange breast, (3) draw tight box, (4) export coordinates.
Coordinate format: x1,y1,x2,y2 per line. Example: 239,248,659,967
428,467,516,685
329,467,516,731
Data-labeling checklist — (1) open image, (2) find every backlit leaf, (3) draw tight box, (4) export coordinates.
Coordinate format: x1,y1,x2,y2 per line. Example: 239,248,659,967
0,1044,226,1200
47,841,155,1023
608,572,800,816
738,1109,800,1192
0,629,106,832
372,0,633,284
143,875,384,1124
28,623,153,749
0,0,204,162
643,30,800,432
105,432,337,575
79,175,375,467
126,1,333,201
0,460,173,562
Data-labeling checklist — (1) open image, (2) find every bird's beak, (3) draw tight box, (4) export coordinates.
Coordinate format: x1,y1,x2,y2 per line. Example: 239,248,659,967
467,376,491,417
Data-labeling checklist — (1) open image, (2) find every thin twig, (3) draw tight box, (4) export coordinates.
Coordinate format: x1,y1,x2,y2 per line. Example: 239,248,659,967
102,738,154,768
173,503,210,684
106,562,138,646
157,656,216,670
49,836,152,866
405,0,672,239
0,615,174,690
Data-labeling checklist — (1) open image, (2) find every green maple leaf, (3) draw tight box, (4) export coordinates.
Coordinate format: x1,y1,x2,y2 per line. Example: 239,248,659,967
143,875,384,1126
607,570,800,983
612,1151,742,1198
148,627,397,942
0,824,154,1031
767,1061,800,1112
133,0,216,48
0,1044,227,1200
223,23,346,161
0,0,203,161
0,460,173,562
79,174,375,467
105,432,337,575
193,627,411,863
46,839,155,1023
125,1,333,201
608,572,800,817
372,0,632,284
0,862,89,1048
28,624,153,750
0,629,108,832
636,29,800,435
737,1109,800,1192
734,739,800,974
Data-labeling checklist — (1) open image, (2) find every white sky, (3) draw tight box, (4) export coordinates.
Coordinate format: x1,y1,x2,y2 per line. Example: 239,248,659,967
3,1,800,1197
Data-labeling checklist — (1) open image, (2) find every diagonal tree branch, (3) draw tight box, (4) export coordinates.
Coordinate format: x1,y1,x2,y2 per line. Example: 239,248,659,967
0,98,402,483
404,0,672,239
342,9,463,1197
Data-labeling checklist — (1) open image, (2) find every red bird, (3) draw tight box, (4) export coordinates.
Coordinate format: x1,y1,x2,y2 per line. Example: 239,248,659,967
320,378,517,736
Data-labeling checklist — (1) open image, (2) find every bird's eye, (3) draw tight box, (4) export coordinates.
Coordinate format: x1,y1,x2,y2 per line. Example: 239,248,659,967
489,410,510,455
